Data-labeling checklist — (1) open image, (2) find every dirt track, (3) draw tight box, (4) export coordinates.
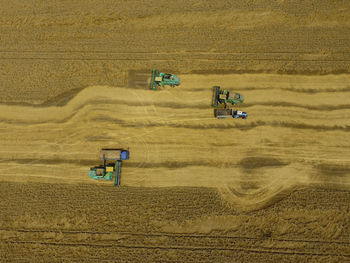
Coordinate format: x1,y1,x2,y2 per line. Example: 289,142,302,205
1,1,350,262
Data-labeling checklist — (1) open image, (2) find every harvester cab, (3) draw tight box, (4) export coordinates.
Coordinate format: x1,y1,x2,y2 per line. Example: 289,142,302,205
88,149,129,186
150,70,180,90
213,86,244,108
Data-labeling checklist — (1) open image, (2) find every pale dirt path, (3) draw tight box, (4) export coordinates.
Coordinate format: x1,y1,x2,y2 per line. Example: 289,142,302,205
0,73,349,209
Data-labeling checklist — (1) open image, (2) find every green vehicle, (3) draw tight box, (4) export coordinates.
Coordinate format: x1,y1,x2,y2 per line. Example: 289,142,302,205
88,162,121,184
88,149,129,186
212,86,244,108
150,70,180,90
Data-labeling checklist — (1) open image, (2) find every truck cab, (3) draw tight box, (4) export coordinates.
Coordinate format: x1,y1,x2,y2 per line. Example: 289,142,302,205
120,150,129,160
233,110,247,119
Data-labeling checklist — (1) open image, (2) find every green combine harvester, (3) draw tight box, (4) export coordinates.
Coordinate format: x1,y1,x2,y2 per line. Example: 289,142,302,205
88,149,129,186
150,70,180,90
212,86,244,108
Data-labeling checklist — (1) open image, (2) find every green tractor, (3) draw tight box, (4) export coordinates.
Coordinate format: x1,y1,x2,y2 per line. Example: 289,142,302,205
212,86,244,108
88,149,129,186
150,70,180,90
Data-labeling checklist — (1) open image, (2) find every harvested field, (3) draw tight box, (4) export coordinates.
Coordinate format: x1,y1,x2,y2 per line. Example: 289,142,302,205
0,1,350,262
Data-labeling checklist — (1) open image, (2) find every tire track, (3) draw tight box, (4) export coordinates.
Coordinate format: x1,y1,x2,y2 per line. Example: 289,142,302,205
168,86,350,93
3,240,349,258
2,106,348,131
2,228,350,245
2,57,350,62
0,104,348,126
251,86,350,94
4,158,349,171
0,50,349,61
1,50,350,54
1,98,349,111
91,117,350,132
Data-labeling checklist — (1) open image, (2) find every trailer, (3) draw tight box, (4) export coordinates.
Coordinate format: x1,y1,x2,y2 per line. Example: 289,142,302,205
214,108,247,119
100,149,129,162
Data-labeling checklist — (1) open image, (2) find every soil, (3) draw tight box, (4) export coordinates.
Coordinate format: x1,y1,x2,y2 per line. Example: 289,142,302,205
0,1,349,262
